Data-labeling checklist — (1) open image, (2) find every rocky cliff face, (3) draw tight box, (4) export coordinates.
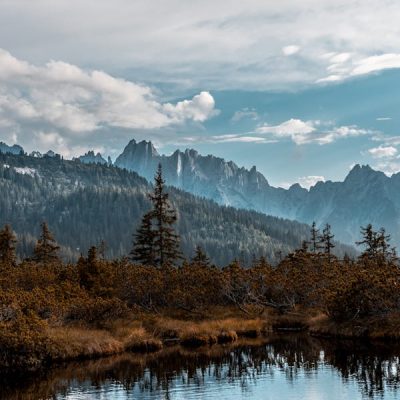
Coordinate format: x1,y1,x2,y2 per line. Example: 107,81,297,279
115,139,400,247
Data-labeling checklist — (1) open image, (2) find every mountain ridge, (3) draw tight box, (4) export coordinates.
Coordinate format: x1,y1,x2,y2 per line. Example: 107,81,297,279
2,138,398,248
114,139,400,247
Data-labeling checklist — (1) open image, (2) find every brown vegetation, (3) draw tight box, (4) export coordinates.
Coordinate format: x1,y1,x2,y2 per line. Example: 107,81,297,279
2,195,400,370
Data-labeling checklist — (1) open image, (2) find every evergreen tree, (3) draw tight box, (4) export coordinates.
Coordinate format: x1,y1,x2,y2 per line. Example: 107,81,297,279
191,245,211,267
132,164,182,267
33,222,60,264
321,223,335,260
377,227,392,260
87,245,98,266
151,164,182,266
357,224,394,262
309,222,321,253
0,224,17,266
357,224,379,260
131,211,155,266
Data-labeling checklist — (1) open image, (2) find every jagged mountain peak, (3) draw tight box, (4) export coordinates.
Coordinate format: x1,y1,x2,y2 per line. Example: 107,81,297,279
124,138,159,157
75,151,107,165
344,164,387,184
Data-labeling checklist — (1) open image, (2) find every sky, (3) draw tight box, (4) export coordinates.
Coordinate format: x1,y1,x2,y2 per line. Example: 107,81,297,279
0,0,400,187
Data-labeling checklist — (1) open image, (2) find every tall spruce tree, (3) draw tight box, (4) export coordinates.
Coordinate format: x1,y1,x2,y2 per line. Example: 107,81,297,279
357,224,378,260
357,225,394,263
132,164,182,267
321,223,335,260
0,224,17,266
309,222,321,253
377,227,392,260
131,211,156,266
33,222,60,264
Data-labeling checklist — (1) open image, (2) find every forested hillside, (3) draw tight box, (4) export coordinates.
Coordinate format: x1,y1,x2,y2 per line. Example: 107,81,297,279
0,152,328,265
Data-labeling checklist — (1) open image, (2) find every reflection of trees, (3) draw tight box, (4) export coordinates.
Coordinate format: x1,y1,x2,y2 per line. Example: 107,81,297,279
322,340,400,398
1,336,400,399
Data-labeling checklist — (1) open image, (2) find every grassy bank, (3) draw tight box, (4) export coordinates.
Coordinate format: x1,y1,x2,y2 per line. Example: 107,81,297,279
4,307,400,371
0,310,273,370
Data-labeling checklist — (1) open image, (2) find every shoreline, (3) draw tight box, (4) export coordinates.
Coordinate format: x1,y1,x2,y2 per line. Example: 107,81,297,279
2,311,400,372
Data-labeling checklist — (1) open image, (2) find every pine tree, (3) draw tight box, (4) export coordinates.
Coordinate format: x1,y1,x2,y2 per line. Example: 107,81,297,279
131,211,155,266
191,245,211,267
87,245,98,266
357,224,379,260
309,222,321,253
377,227,391,261
321,223,335,260
132,164,182,267
357,224,394,263
33,222,60,264
0,224,17,266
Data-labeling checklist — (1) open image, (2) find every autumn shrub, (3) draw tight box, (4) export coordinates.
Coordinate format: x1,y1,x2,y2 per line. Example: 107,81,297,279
0,313,50,369
326,262,400,322
65,297,130,325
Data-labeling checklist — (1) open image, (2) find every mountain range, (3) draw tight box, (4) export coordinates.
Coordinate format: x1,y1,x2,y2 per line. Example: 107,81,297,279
1,148,330,265
114,139,400,248
2,138,397,251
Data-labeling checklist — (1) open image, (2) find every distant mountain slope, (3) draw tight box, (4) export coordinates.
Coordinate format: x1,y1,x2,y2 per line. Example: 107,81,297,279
115,139,400,247
0,141,24,155
74,151,110,165
0,152,326,265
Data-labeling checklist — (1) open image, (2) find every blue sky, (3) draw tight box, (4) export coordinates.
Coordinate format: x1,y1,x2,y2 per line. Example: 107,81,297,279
0,0,399,187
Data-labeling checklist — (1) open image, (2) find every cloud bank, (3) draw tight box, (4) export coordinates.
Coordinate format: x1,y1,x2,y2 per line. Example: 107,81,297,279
1,1,400,90
0,49,216,156
256,119,372,145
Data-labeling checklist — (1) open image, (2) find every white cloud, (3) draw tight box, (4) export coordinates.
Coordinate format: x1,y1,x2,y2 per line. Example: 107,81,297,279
282,45,300,56
2,1,400,90
298,175,325,189
182,134,275,144
231,108,259,122
256,119,316,144
0,49,216,156
374,158,400,175
371,135,400,146
368,145,398,159
211,135,271,144
319,53,400,83
163,91,217,123
352,54,400,76
255,119,371,145
376,117,392,121
330,52,352,63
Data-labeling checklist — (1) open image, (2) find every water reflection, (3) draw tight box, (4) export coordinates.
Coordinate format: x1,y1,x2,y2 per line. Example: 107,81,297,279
1,335,400,399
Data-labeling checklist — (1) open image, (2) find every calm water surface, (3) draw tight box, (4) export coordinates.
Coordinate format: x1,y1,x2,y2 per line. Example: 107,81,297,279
2,335,400,400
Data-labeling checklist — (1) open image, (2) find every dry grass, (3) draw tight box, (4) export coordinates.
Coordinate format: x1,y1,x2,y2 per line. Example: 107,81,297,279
47,323,163,361
47,327,125,360
149,317,267,347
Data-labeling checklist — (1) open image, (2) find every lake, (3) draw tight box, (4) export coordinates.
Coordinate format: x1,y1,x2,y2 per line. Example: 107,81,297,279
1,334,400,399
